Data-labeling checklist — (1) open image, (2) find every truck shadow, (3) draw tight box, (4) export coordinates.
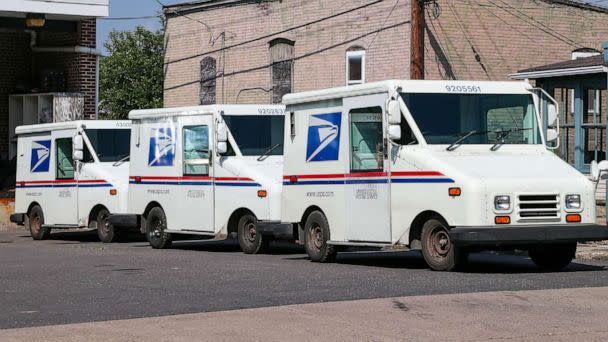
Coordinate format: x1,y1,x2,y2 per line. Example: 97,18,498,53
170,239,305,255
326,250,606,274
47,230,147,243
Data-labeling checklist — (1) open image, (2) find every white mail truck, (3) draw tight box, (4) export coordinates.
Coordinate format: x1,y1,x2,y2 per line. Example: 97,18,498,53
281,80,608,271
109,105,291,253
11,120,132,243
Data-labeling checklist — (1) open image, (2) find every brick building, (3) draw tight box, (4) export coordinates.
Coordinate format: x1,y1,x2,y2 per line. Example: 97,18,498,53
0,1,108,229
0,0,108,162
162,0,608,108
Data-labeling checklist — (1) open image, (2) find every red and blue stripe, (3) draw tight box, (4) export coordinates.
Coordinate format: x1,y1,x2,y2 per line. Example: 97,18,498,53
283,171,454,185
129,176,260,187
16,179,113,189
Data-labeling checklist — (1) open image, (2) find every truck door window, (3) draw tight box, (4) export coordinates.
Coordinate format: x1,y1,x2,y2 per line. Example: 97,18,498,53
56,138,74,179
350,107,383,172
183,125,210,176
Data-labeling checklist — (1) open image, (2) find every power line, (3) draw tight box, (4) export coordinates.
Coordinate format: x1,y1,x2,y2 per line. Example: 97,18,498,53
164,20,409,92
445,1,491,79
164,0,385,66
367,0,401,50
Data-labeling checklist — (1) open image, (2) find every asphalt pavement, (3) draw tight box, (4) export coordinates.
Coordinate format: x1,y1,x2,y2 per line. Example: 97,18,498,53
1,229,608,330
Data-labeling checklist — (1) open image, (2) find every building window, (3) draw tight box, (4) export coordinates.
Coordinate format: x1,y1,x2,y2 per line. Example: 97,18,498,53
269,38,295,104
200,57,217,105
346,48,365,85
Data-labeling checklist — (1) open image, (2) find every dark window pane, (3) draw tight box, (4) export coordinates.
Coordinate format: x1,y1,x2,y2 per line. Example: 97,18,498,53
84,129,131,163
222,115,284,156
349,55,362,82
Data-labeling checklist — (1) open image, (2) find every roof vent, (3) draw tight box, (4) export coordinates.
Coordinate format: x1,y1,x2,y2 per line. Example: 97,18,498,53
571,47,601,60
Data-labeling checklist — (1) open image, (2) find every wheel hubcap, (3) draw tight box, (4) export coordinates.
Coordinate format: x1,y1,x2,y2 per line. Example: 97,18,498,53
310,225,324,249
32,215,41,234
429,226,451,258
150,219,162,238
244,221,257,243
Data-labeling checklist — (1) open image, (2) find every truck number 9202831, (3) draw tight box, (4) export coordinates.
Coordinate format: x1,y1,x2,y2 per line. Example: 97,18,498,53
445,85,481,93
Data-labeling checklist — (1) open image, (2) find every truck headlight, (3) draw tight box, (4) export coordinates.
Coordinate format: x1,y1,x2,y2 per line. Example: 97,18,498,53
494,195,510,210
565,194,581,209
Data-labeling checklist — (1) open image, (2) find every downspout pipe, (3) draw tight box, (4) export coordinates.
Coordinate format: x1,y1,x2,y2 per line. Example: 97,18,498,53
603,41,608,223
31,45,102,56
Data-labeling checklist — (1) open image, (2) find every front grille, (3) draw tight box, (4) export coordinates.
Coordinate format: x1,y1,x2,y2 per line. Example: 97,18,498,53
517,194,560,221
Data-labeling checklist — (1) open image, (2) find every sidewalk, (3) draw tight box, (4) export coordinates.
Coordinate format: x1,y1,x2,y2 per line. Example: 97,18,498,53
1,287,607,341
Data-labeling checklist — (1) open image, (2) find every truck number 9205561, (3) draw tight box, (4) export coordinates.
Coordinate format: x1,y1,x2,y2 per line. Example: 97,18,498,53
445,85,481,93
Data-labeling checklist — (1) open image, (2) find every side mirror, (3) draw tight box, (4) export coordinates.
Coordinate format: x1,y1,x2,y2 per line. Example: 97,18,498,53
547,103,558,126
217,122,228,143
387,99,401,125
546,128,558,142
73,150,83,161
591,160,608,182
217,141,228,155
388,125,401,141
73,135,84,151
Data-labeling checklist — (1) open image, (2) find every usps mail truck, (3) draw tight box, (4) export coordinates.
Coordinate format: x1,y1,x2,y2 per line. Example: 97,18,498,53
11,120,132,242
281,80,608,271
110,105,290,253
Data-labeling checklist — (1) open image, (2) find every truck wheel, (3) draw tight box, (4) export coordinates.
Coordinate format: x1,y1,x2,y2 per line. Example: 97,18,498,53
529,243,576,271
304,211,337,263
96,208,118,243
28,205,50,240
146,207,172,249
421,218,466,271
237,213,268,254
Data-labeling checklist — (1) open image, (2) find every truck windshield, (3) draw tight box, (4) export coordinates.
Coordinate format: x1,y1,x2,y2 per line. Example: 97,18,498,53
222,115,284,156
84,129,131,162
400,93,541,145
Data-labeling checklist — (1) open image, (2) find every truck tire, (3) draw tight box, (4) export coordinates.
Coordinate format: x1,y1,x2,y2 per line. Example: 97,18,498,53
96,208,118,243
146,207,172,249
420,217,466,271
303,211,337,263
529,243,576,271
237,213,268,254
28,205,50,240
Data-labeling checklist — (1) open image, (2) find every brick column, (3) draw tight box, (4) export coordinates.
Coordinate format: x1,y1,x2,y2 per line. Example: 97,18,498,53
77,19,98,119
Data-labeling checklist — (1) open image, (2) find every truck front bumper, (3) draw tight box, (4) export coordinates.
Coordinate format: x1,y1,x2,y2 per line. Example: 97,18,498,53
108,214,139,228
257,222,294,240
10,213,25,226
450,224,608,247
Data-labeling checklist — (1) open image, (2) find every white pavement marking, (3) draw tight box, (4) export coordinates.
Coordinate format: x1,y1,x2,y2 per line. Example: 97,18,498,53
2,287,608,341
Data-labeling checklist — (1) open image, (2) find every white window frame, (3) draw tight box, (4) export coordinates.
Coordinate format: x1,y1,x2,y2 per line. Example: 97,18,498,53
346,50,366,86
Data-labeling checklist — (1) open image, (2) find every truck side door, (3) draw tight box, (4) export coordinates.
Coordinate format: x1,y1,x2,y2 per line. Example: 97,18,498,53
344,95,391,243
178,116,214,232
46,131,78,225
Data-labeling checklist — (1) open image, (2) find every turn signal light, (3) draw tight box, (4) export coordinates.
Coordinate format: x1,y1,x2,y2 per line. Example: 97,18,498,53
448,187,461,197
109,189,118,196
257,190,267,198
289,176,298,183
566,214,581,223
495,216,511,224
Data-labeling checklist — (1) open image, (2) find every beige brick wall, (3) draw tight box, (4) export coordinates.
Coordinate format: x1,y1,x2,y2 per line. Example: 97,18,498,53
163,0,608,107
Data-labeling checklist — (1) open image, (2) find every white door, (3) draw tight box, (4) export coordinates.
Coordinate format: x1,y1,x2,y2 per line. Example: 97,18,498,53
178,116,214,232
47,131,78,225
344,97,391,243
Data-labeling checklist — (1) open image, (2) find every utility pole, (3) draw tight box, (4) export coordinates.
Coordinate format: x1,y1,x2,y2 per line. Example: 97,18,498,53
410,0,425,79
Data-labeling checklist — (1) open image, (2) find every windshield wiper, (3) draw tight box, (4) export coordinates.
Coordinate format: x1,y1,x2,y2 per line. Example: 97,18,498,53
257,144,282,161
490,128,532,151
112,154,130,167
447,130,484,151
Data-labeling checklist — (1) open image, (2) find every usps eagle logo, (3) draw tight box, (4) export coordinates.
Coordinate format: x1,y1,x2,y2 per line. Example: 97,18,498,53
148,127,176,167
306,113,341,162
30,140,51,173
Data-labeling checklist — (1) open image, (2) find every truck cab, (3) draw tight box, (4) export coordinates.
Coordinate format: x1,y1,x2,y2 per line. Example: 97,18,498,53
281,80,608,271
11,120,132,242
111,105,290,253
